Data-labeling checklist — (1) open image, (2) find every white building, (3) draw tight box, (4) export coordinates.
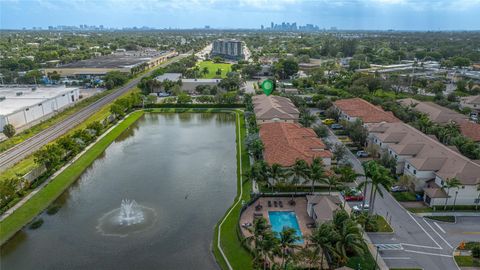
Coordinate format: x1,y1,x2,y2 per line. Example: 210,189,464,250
0,86,80,131
368,122,480,207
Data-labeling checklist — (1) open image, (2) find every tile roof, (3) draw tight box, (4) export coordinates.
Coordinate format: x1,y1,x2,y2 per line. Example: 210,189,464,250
259,122,332,167
368,122,480,185
399,98,480,142
253,95,299,121
334,98,400,123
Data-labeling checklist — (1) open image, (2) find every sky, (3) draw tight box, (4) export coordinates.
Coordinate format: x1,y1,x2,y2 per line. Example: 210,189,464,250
1,0,480,30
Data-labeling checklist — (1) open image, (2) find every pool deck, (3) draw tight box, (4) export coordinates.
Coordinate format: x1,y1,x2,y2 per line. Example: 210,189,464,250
239,197,314,246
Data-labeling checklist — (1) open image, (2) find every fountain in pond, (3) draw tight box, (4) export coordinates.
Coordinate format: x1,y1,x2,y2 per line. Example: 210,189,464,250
118,199,144,226
97,199,157,237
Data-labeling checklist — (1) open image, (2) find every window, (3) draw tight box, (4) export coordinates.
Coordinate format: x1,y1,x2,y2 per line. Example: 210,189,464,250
475,198,480,204
413,170,417,175
407,164,410,169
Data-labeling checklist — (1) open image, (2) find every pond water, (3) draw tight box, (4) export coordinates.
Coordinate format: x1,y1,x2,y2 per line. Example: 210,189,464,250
0,113,237,270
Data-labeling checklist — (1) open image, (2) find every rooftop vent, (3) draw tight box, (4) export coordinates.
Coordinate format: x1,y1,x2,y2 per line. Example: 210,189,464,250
0,96,5,101
16,92,23,96
31,87,37,91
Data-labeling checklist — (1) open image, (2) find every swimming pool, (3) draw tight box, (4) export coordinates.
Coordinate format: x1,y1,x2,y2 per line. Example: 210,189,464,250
268,211,304,244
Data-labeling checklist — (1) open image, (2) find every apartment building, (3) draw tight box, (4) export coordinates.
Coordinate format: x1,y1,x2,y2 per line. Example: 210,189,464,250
368,122,480,207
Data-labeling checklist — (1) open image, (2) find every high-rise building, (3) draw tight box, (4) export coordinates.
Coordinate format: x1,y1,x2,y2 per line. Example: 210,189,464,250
211,39,244,60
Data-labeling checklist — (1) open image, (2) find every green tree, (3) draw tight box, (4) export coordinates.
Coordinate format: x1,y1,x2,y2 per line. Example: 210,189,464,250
287,159,309,194
0,177,20,206
2,124,16,138
34,144,65,171
443,177,461,210
334,213,364,265
309,223,337,270
202,66,209,77
277,227,300,269
176,92,192,104
268,163,285,191
307,157,327,192
299,107,317,128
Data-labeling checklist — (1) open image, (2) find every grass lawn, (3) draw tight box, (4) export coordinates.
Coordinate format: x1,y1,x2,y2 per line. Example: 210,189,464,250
425,216,456,223
455,255,480,267
347,247,377,269
196,60,232,79
408,205,479,213
0,111,144,245
392,191,418,202
375,215,394,232
212,110,254,270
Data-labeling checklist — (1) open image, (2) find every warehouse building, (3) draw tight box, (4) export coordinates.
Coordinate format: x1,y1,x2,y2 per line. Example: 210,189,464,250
44,49,177,77
0,86,80,131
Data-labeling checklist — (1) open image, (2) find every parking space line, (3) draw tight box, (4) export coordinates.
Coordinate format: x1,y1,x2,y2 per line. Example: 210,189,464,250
434,222,446,234
404,249,453,258
407,211,442,249
423,218,453,249
400,243,442,250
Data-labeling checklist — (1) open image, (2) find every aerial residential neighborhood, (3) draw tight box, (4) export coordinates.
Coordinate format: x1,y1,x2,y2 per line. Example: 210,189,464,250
0,1,480,270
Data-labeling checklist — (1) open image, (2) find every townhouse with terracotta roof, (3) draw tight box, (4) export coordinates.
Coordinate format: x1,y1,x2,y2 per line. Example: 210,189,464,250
333,98,400,124
459,95,480,112
253,95,299,124
368,122,480,207
260,122,332,167
399,98,480,142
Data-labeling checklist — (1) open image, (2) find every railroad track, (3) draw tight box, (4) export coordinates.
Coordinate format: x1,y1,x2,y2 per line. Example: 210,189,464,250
0,54,187,172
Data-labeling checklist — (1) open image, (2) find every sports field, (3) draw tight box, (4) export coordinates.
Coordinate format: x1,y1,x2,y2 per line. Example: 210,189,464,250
196,61,232,78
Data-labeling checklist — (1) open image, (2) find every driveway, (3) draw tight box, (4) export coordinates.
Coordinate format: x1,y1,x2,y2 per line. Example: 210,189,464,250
309,108,479,270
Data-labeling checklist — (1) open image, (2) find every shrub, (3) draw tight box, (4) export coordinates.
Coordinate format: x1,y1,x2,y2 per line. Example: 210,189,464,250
472,244,480,258
3,124,16,138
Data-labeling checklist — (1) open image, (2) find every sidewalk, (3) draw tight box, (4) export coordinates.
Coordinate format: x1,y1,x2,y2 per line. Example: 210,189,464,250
416,211,480,217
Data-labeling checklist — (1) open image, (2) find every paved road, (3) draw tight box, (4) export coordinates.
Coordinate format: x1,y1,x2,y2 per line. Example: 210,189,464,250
310,108,480,270
0,54,189,172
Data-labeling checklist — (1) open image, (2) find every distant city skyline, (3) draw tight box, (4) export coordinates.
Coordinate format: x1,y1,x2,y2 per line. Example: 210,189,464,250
1,0,480,31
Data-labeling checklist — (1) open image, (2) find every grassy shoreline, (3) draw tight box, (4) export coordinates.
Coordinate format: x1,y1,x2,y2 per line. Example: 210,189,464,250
212,109,254,270
0,111,144,245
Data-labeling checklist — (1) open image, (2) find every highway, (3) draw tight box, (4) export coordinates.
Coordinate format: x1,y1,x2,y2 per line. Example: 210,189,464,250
0,53,188,172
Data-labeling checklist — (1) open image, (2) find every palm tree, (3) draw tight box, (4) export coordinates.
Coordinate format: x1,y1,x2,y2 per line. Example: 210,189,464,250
245,217,277,270
193,66,200,78
287,159,309,195
269,163,285,192
443,177,461,210
336,165,363,183
299,108,317,128
363,161,393,215
334,219,365,265
323,175,344,195
277,227,300,269
416,114,433,133
245,161,270,189
309,223,337,269
202,67,209,77
307,157,327,192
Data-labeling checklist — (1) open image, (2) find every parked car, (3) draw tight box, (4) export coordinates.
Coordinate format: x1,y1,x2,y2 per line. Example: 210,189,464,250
331,123,344,129
341,188,364,201
356,150,369,158
352,204,370,213
391,185,408,192
322,118,336,125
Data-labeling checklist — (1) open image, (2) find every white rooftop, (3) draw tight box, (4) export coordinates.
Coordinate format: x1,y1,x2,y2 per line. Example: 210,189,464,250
0,86,79,115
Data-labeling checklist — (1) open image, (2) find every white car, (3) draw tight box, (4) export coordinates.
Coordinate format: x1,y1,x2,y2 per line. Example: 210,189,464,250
352,204,369,213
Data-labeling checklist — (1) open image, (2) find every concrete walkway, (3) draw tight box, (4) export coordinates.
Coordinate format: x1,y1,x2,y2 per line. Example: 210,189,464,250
417,212,480,217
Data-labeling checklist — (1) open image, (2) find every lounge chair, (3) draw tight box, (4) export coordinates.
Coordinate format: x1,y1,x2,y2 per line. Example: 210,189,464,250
268,201,272,207
254,213,263,219
279,201,283,208
274,201,278,207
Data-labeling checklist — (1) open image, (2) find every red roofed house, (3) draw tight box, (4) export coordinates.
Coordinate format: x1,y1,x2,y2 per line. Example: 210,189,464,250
333,98,400,124
259,122,332,167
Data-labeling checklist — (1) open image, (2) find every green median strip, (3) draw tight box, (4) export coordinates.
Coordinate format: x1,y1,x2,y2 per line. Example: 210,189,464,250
0,111,144,245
